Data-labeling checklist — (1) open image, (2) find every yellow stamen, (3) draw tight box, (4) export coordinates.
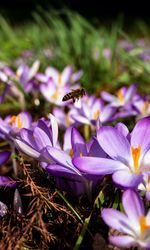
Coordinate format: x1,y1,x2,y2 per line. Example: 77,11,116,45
69,149,74,157
139,216,150,234
9,116,16,125
117,89,124,104
131,145,141,174
17,114,23,129
52,90,59,100
142,101,149,115
93,110,101,120
80,152,83,157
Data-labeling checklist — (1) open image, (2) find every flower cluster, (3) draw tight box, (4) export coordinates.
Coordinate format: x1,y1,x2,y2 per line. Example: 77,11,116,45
2,62,150,249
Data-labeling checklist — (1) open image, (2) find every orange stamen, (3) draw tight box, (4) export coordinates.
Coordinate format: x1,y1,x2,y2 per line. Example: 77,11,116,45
139,216,150,234
131,145,141,173
117,89,124,104
93,110,101,120
9,116,16,125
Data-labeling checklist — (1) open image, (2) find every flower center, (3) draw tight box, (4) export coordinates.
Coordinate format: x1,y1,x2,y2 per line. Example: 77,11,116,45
52,90,59,100
117,89,124,104
9,114,23,129
131,145,141,174
139,216,150,234
93,110,101,120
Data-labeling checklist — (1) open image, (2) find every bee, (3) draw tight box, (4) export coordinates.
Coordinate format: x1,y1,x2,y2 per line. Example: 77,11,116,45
62,88,86,103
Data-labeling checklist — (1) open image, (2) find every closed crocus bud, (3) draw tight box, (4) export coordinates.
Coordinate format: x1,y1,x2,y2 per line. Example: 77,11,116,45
13,189,23,214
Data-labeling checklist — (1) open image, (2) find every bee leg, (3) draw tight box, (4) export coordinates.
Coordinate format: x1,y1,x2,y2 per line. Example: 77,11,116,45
73,98,76,103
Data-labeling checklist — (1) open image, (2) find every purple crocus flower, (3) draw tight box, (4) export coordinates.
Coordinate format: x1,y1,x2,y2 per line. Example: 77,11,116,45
101,84,137,108
46,126,106,197
14,114,58,162
0,112,32,140
70,95,116,126
133,95,150,119
38,65,81,106
102,189,150,249
73,117,150,188
16,60,40,93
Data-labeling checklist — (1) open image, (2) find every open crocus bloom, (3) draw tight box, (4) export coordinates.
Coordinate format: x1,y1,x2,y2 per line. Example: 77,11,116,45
102,189,150,249
14,114,58,162
101,84,137,108
0,112,32,140
73,117,150,188
71,95,116,126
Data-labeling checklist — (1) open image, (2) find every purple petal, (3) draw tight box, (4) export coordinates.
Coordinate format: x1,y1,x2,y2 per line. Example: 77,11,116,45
15,139,40,159
101,208,133,234
49,114,58,147
20,128,37,148
100,105,116,123
71,114,90,125
46,164,80,177
101,91,116,102
46,146,82,176
71,127,87,156
88,137,107,158
122,190,144,226
0,151,10,166
112,170,143,188
0,176,16,187
73,157,126,175
115,123,129,137
63,126,72,151
109,235,136,248
62,65,73,85
131,117,150,156
124,84,137,103
97,126,130,163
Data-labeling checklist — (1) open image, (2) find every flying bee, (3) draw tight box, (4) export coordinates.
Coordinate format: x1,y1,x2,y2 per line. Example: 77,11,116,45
62,88,86,103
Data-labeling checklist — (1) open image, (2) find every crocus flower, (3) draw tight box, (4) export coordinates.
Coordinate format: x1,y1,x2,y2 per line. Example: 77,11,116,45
0,112,32,140
38,65,81,106
101,84,137,108
70,95,116,126
133,95,150,119
40,77,71,106
16,60,40,93
73,117,150,188
14,114,58,162
102,189,150,249
46,126,106,197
